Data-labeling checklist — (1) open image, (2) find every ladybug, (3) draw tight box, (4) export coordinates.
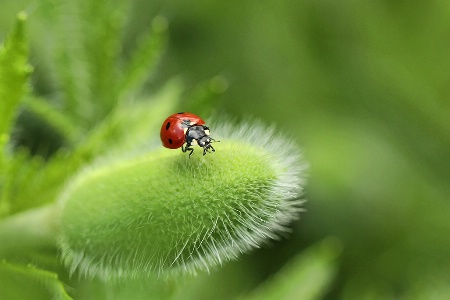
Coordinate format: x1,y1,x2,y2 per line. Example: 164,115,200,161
160,112,218,157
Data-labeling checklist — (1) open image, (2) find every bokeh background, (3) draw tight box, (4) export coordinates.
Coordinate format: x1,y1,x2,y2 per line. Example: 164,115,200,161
2,0,450,298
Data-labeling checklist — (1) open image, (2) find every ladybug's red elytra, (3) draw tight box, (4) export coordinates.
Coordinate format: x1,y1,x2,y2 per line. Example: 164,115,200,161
160,112,218,157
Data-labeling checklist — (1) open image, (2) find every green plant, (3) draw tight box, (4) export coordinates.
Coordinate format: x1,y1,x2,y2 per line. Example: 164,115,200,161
0,5,322,299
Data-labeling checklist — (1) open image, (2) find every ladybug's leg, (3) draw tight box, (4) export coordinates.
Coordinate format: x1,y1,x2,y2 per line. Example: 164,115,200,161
186,146,194,157
182,143,195,158
207,137,218,154
203,144,216,155
183,130,197,158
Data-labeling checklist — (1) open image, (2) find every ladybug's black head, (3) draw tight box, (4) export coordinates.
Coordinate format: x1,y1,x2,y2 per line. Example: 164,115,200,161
198,135,213,148
197,133,218,155
185,125,218,156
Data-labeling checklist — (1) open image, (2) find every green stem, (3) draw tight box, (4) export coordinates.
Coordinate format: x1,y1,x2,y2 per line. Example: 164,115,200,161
0,205,59,257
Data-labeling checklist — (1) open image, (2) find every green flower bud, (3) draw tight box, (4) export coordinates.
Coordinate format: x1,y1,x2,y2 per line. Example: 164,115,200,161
58,121,307,279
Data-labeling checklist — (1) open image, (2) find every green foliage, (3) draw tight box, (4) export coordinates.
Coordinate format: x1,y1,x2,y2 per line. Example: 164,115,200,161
2,0,450,298
0,12,31,168
0,261,72,300
242,238,341,300
0,2,176,217
0,2,309,299
118,15,168,99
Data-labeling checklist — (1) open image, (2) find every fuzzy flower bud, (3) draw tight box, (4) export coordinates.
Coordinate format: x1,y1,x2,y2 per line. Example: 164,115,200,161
58,121,307,279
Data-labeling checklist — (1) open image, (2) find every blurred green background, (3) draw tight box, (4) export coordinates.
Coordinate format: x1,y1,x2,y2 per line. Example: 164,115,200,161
2,0,450,298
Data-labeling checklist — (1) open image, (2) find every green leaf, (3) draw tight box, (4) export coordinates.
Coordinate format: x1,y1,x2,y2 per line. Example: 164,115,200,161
41,0,129,125
118,16,168,99
80,0,129,121
48,0,90,123
58,121,307,279
0,261,72,300
242,238,342,300
0,12,31,165
0,10,32,212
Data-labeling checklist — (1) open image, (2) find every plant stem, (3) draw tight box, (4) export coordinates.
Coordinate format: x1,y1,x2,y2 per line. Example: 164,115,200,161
0,204,59,257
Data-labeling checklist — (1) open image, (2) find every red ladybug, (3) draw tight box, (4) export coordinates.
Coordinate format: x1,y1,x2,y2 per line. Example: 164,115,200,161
160,112,217,157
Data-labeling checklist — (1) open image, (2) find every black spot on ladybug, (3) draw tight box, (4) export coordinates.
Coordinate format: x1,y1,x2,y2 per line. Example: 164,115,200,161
166,122,171,130
177,112,185,114
168,138,173,144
